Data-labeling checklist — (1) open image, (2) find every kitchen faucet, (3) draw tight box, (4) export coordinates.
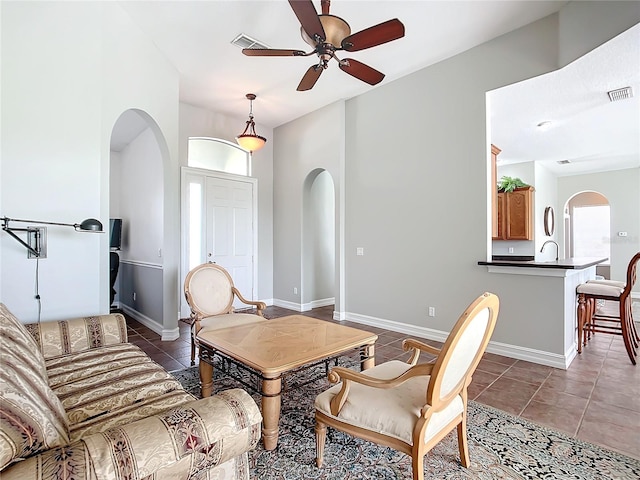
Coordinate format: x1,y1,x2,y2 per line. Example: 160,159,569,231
540,240,559,261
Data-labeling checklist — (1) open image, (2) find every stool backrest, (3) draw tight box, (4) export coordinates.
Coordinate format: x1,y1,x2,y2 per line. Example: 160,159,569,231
623,251,640,302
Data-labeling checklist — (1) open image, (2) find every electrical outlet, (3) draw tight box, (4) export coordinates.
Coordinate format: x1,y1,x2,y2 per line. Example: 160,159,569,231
428,306,436,317
133,292,137,301
293,287,298,295
356,247,364,256
508,247,514,253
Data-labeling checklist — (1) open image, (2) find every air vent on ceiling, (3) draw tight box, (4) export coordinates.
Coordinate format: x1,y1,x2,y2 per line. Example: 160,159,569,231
231,33,269,50
607,86,633,102
557,159,571,165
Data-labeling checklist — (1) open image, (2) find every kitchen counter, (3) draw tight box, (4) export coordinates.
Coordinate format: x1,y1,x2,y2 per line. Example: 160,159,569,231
478,257,608,270
477,256,607,369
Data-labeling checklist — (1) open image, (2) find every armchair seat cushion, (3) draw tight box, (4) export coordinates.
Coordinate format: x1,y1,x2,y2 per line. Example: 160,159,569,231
198,313,267,334
315,360,464,444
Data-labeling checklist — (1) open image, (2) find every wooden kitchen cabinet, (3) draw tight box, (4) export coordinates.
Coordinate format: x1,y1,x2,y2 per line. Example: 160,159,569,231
493,186,534,240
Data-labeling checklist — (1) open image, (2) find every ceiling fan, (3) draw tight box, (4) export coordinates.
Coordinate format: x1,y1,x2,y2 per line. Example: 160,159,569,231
242,0,405,91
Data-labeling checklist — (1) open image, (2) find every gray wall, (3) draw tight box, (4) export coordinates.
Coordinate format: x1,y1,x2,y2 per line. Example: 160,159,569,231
274,101,345,311
273,6,640,358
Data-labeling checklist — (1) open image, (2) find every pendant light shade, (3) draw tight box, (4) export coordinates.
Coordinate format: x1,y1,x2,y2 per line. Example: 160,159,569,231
236,93,267,153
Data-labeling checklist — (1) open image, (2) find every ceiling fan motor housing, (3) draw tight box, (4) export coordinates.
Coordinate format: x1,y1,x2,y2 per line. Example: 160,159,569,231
301,14,351,48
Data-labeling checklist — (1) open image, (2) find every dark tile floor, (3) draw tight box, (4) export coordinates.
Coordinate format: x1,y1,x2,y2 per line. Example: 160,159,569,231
126,304,640,459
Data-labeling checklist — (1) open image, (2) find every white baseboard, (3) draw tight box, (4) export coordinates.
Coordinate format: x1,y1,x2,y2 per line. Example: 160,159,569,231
272,297,335,312
303,297,335,311
344,311,573,370
346,312,450,343
120,305,179,341
273,299,303,311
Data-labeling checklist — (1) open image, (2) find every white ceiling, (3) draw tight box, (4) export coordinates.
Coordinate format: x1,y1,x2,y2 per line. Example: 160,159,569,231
112,1,639,176
491,22,640,176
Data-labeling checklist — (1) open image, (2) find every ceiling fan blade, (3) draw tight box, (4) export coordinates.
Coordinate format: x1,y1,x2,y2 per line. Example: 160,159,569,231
288,0,325,42
339,58,385,85
341,19,405,52
243,48,306,57
297,65,323,91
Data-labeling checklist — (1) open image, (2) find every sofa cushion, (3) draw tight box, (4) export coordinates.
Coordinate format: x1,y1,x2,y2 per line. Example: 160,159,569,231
0,304,48,380
27,313,128,359
0,304,70,471
45,343,195,442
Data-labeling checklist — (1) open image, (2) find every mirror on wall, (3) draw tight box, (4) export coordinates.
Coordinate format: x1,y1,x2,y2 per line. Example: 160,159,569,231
544,206,555,236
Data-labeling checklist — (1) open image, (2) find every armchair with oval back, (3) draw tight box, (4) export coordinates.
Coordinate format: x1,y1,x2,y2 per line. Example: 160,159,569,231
314,292,500,480
184,262,267,365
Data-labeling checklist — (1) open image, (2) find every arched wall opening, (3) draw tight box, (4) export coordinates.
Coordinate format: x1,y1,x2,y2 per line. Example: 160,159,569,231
110,109,174,336
302,169,335,310
564,190,611,278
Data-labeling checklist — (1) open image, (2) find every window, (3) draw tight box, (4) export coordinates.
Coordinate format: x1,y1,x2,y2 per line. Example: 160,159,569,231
572,205,610,261
188,137,250,176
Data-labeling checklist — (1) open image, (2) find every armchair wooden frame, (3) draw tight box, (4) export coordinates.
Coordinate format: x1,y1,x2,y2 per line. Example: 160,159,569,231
577,251,640,365
314,292,500,480
184,262,266,365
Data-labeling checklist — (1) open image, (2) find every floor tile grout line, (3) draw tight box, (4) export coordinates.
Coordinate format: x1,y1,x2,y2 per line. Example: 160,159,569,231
125,306,639,457
574,342,607,442
516,370,552,418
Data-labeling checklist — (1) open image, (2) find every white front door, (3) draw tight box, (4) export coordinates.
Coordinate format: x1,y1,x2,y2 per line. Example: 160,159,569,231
180,168,257,318
205,176,254,307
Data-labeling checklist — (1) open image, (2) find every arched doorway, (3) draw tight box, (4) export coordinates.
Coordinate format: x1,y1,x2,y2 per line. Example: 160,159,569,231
110,109,173,335
564,191,611,278
302,169,336,310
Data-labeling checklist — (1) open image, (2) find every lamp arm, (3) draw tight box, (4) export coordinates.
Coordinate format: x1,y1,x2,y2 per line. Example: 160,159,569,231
1,216,102,232
1,225,40,257
2,216,76,228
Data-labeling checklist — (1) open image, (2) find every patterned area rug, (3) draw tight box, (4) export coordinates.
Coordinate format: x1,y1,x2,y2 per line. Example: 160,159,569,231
171,362,639,479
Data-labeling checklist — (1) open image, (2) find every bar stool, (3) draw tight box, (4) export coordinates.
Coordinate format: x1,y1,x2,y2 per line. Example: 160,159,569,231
576,251,640,365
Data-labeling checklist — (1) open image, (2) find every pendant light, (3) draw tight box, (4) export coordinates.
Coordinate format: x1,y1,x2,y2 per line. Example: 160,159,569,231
236,93,267,153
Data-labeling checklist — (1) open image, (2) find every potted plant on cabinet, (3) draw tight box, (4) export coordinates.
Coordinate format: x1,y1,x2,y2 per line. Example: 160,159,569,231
497,176,530,192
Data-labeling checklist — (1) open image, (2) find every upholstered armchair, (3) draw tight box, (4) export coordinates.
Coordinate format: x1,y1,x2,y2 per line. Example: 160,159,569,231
184,262,267,365
314,292,500,480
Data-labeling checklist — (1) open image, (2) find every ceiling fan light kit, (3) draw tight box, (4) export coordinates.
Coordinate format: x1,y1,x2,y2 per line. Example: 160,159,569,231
242,0,405,91
236,93,267,153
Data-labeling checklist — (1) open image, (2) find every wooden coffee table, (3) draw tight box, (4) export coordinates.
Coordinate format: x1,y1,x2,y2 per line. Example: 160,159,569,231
196,315,377,450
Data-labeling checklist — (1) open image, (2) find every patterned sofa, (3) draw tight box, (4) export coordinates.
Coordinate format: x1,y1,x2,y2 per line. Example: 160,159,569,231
0,303,261,480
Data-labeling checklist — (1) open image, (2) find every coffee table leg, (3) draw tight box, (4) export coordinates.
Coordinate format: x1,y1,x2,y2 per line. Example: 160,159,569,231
199,358,213,398
261,376,282,450
361,344,375,370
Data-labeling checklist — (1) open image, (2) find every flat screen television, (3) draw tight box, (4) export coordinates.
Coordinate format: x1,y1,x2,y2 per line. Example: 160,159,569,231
109,218,122,250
